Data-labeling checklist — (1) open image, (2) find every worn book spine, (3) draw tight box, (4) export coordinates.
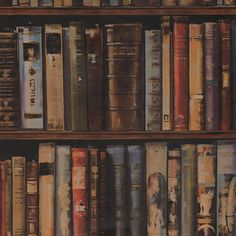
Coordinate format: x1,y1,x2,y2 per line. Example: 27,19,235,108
223,0,234,4
219,20,231,130
71,147,89,236
197,144,217,236
63,0,72,6
145,30,161,131
232,21,236,130
55,146,72,236
162,0,176,5
39,0,53,6
18,0,30,5
217,140,236,236
203,22,220,131
198,0,216,5
173,17,189,130
12,156,26,236
1,161,6,236
69,22,88,131
86,26,103,131
45,24,64,130
0,0,11,5
17,26,44,129
53,0,63,6
131,0,147,4
189,23,204,131
178,0,197,5
26,160,38,236
38,143,55,236
181,144,197,236
147,0,161,5
146,142,167,236
30,0,38,6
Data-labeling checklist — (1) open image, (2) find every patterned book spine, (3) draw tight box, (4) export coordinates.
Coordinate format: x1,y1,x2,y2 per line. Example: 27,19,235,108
38,143,55,236
45,24,64,130
146,142,167,236
145,30,161,131
26,160,38,236
173,17,189,130
69,22,88,131
189,23,204,131
1,161,6,236
127,145,145,236
17,26,44,129
232,21,236,130
55,146,72,236
71,147,89,236
12,156,26,236
86,26,103,131
167,146,181,236
181,144,197,236
197,144,217,236
203,22,220,131
217,141,236,236
219,20,231,130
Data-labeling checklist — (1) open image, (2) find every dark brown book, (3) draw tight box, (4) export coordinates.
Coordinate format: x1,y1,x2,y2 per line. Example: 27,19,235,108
131,0,147,5
147,0,161,5
198,0,216,5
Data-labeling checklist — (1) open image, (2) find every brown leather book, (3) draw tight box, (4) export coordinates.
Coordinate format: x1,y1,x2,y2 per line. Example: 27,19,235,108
198,0,216,5
179,0,197,5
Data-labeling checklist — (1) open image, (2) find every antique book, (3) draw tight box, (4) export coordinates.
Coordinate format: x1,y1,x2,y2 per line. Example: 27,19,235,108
45,24,64,130
219,20,231,130
55,145,72,236
105,23,143,131
197,144,217,236
203,22,220,131
63,0,72,6
162,0,176,5
131,0,147,4
145,29,162,131
26,160,38,236
12,156,26,236
71,147,89,236
69,22,88,131
232,21,236,130
181,144,197,236
1,161,6,236
0,0,11,5
178,0,197,5
54,0,63,6
189,23,204,131
173,17,189,130
146,142,167,236
17,26,44,129
18,0,30,5
147,0,161,5
217,140,236,236
86,26,103,131
39,0,53,5
198,0,216,5
223,0,234,4
30,0,38,6
38,143,55,236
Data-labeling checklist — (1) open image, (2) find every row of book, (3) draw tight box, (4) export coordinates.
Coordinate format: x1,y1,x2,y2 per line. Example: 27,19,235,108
0,140,235,236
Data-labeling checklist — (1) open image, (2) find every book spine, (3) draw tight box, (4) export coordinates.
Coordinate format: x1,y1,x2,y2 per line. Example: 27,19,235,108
203,22,220,131
26,161,38,236
145,30,162,131
199,0,216,5
146,142,167,236
178,0,197,5
232,21,236,130
55,146,72,236
223,0,234,4
30,0,38,6
1,161,6,236
189,23,204,131
45,24,64,130
53,0,63,6
39,0,53,6
181,144,197,236
131,0,147,4
12,156,26,236
147,0,161,5
162,0,177,5
173,17,189,130
71,147,89,236
38,143,55,236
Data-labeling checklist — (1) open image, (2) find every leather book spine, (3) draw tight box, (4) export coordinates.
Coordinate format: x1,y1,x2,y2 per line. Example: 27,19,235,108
162,0,177,5
203,22,220,131
198,0,216,5
131,0,147,5
71,147,89,236
1,161,6,236
232,21,236,130
223,0,234,4
219,20,231,130
178,0,197,6
173,17,189,130
39,0,53,6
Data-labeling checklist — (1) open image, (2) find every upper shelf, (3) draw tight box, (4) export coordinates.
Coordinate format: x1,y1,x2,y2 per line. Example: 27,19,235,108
0,6,235,16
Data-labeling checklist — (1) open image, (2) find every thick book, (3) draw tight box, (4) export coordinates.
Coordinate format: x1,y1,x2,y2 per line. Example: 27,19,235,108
38,143,55,236
146,142,167,236
17,26,44,129
45,24,64,130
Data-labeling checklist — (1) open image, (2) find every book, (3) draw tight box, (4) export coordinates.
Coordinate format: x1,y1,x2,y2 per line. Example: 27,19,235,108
232,20,236,130
1,161,6,236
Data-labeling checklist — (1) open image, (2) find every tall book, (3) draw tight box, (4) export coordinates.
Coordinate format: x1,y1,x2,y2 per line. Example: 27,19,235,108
55,145,72,236
217,140,236,235
105,23,143,131
146,142,167,236
38,143,55,236
197,144,217,236
1,161,6,236
145,29,162,131
232,21,236,130
45,24,64,130
12,156,26,236
17,26,44,129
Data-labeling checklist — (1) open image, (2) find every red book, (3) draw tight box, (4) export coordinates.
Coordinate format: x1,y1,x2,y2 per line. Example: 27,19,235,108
1,161,6,236
72,147,89,236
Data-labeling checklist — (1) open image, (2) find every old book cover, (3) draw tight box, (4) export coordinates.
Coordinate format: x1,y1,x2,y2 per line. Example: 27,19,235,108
17,26,44,129
45,24,64,130
1,161,6,236
146,142,167,236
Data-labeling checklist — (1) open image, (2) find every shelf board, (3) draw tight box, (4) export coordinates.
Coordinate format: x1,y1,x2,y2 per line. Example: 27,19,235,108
0,6,235,16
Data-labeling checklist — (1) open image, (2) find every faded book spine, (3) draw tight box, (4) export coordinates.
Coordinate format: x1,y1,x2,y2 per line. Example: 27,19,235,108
162,0,176,5
45,24,64,130
146,142,167,236
197,144,217,236
1,161,6,236
178,0,197,5
55,146,72,236
17,26,44,129
145,29,161,131
198,0,216,5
